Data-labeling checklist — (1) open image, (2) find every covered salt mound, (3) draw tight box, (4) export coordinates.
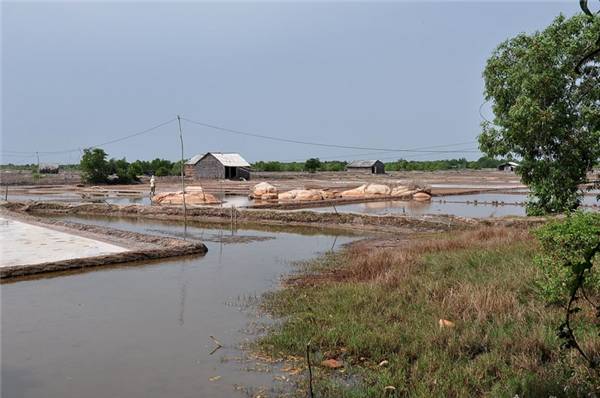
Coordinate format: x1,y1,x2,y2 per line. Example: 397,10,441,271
341,184,391,198
413,191,432,201
278,189,325,201
153,189,221,205
250,182,278,199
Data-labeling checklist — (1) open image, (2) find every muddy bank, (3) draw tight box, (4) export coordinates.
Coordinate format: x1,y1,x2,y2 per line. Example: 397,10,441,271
249,194,431,210
0,209,207,279
2,201,472,234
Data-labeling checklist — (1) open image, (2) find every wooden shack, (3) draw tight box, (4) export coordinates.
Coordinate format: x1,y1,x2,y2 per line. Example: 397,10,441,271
38,163,60,174
185,152,251,180
497,161,519,172
346,160,385,174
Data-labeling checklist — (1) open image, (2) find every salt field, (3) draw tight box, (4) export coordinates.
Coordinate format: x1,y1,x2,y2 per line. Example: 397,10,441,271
0,217,127,267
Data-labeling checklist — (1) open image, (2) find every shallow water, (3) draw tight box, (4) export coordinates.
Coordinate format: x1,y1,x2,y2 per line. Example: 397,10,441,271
6,193,252,208
308,193,598,218
2,217,354,398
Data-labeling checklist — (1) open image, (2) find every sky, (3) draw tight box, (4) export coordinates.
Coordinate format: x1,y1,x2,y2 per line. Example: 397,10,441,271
1,1,584,165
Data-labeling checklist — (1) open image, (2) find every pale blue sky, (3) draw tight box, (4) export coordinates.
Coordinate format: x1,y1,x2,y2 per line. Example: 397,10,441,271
1,1,580,164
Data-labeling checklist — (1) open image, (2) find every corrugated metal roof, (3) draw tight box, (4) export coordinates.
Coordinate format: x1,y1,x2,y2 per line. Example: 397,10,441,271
186,152,250,167
39,163,59,169
346,160,380,168
498,161,520,167
185,154,204,165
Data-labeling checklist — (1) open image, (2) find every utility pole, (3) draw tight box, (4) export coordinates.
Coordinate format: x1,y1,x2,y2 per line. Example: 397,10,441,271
177,115,188,236
36,151,40,171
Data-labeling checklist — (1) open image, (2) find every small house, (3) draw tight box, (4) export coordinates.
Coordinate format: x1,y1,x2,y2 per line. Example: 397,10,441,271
38,163,60,174
346,160,385,174
497,161,520,172
185,152,251,180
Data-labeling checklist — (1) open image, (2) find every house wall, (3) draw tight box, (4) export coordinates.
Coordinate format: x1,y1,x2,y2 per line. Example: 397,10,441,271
346,167,373,173
184,164,197,178
237,167,251,180
192,154,225,179
347,162,385,174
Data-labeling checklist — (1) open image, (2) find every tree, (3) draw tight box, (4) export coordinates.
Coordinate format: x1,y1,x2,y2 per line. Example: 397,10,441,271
479,14,600,215
80,148,109,183
108,157,139,183
304,158,321,173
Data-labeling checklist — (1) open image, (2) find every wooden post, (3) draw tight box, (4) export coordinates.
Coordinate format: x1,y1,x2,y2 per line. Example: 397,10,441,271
306,342,314,398
234,205,237,229
177,115,188,237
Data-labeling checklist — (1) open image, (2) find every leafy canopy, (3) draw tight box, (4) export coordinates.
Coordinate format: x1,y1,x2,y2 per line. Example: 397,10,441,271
304,158,322,173
80,148,110,183
479,14,600,215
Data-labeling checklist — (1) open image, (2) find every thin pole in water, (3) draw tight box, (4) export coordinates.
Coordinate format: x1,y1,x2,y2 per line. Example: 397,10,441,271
177,115,188,237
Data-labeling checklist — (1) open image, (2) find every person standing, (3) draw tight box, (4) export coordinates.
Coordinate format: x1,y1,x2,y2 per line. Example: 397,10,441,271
150,174,156,197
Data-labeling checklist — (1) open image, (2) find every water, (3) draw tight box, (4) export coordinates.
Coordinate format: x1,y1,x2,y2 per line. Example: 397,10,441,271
6,194,252,208
2,217,354,398
308,193,599,218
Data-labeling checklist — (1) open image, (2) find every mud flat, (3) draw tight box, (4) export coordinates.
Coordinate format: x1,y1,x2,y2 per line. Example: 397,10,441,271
0,210,207,279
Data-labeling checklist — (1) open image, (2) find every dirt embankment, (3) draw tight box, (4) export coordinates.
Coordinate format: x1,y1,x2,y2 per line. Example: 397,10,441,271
0,209,207,280
2,201,549,235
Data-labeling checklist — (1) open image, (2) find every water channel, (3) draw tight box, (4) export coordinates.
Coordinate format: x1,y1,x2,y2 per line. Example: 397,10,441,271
2,216,356,398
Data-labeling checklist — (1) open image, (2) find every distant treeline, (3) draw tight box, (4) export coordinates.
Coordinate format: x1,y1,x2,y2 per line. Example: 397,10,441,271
252,157,508,172
252,160,347,172
385,157,507,171
1,158,183,179
2,156,510,178
0,163,80,171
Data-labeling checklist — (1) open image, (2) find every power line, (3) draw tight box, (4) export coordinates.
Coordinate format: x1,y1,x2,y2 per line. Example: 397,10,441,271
86,117,177,150
1,117,176,155
270,145,479,163
181,117,480,154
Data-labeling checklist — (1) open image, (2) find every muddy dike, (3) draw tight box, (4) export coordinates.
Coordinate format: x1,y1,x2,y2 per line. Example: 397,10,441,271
1,201,477,234
249,194,433,210
0,209,207,279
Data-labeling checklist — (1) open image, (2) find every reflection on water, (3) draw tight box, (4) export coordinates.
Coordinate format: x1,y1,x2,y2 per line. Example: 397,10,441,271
2,217,354,398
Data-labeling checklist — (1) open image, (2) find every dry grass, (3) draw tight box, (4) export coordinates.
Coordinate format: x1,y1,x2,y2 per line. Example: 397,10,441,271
290,227,532,286
260,226,600,397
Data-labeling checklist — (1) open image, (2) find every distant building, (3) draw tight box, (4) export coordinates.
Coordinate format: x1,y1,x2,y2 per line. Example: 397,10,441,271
497,161,520,172
346,160,385,174
38,163,60,174
185,152,251,180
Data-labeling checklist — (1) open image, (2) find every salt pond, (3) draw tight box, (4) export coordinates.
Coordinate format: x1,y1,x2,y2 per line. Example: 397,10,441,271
0,217,127,267
2,216,355,398
307,193,599,218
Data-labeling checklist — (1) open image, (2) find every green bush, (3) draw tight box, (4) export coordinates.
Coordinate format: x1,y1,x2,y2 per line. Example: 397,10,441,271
534,212,600,304
155,166,170,177
304,158,321,173
80,148,110,183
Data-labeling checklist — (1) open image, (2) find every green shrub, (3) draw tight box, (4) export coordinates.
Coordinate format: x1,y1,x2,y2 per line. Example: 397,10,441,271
304,158,321,173
534,212,600,304
80,148,110,183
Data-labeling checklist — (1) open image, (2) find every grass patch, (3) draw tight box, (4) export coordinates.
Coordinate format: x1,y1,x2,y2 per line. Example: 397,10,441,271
259,227,599,397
